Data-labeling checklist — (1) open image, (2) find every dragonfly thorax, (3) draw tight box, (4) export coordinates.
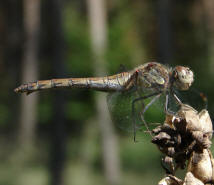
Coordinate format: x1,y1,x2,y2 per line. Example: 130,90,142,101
171,66,194,91
136,62,170,92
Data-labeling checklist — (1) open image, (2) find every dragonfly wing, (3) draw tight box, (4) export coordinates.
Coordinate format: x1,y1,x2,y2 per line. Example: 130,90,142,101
166,92,181,114
173,88,207,112
107,88,143,132
107,87,166,132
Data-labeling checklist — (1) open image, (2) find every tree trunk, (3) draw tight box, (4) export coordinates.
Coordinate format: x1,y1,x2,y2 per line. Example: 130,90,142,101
157,0,173,63
2,1,23,138
87,0,121,185
47,1,67,185
19,0,40,147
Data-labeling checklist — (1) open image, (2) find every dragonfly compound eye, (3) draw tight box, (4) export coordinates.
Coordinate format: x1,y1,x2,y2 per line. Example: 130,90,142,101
173,66,194,90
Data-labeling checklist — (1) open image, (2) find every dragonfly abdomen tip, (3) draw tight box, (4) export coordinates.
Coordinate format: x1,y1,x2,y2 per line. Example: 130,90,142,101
14,84,28,94
14,87,21,93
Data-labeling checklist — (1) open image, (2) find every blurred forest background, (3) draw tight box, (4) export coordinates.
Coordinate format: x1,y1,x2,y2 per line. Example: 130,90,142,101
1,0,214,185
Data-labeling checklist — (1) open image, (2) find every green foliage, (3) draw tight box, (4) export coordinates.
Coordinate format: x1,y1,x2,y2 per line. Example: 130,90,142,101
38,100,53,124
107,2,147,72
64,5,93,76
66,100,93,121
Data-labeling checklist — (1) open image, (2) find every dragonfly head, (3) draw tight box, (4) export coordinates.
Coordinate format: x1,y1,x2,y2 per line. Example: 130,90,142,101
172,66,194,90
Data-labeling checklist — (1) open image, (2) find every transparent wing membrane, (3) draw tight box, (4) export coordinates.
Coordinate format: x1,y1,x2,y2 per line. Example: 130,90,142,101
107,89,141,132
173,88,208,112
107,86,207,134
107,88,166,133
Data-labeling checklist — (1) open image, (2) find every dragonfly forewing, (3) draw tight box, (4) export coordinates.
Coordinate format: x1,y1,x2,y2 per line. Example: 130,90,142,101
172,88,208,113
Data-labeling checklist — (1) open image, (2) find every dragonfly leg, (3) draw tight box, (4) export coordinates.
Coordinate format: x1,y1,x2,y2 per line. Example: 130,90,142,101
164,93,180,116
139,94,162,132
142,94,161,115
132,92,161,141
165,94,170,115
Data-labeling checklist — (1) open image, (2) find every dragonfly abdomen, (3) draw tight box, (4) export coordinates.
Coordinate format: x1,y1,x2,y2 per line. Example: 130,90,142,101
14,72,132,94
14,79,70,94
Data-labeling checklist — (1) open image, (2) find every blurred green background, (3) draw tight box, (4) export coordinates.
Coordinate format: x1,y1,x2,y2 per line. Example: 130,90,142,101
0,0,214,185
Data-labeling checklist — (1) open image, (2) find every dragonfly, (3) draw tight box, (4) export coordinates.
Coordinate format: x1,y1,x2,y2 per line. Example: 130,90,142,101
15,62,205,140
